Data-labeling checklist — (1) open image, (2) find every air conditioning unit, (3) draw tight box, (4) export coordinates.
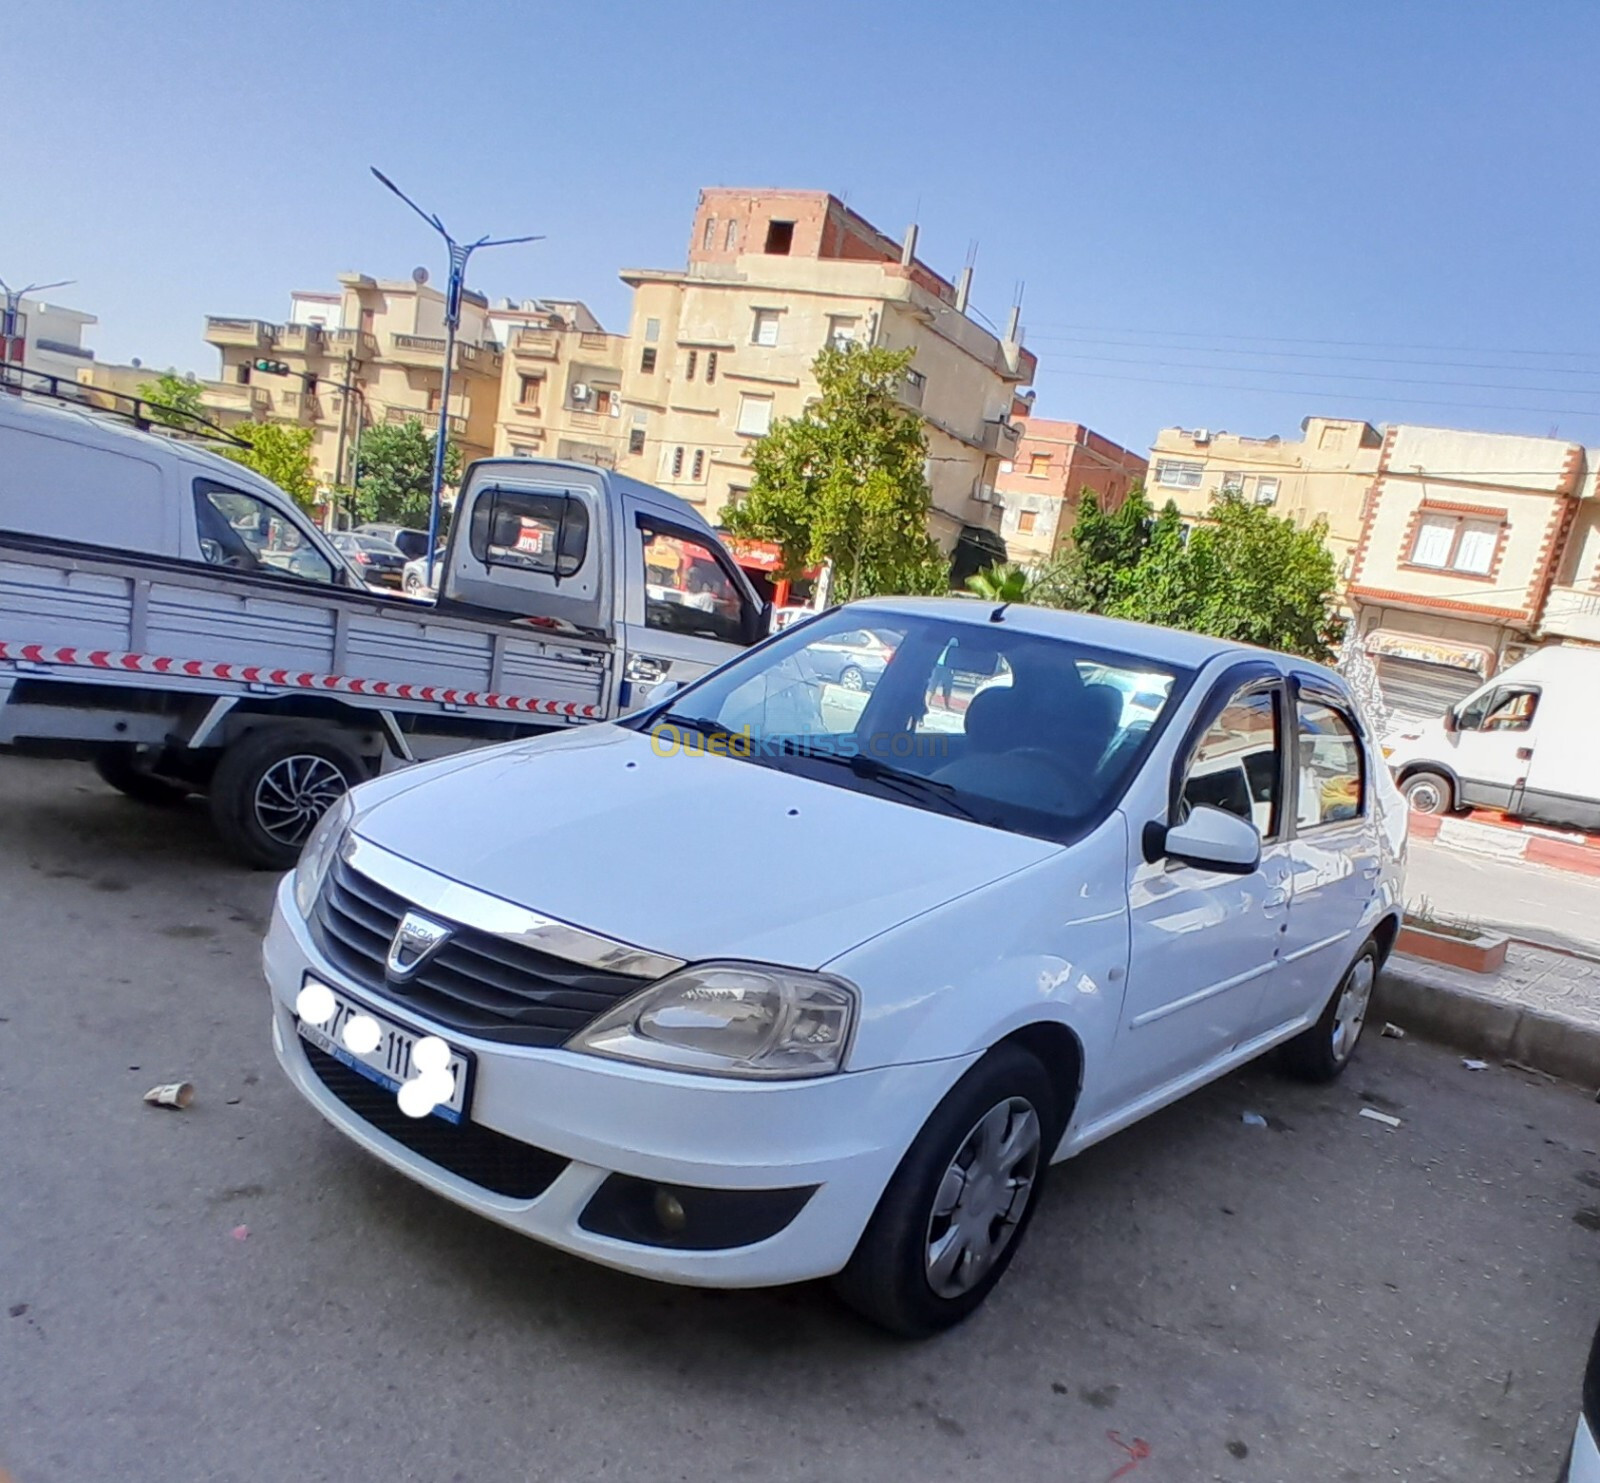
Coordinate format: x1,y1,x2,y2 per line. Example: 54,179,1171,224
1193,428,1211,444
571,383,591,402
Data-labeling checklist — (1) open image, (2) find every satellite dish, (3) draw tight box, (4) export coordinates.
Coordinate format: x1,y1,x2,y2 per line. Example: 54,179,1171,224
412,266,429,285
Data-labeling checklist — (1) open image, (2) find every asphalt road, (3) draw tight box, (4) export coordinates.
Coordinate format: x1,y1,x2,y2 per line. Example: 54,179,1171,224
1406,835,1600,957
2,756,1598,1483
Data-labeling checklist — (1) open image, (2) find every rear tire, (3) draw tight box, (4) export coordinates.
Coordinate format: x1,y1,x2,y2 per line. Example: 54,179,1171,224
840,665,865,692
1280,941,1379,1083
832,1044,1059,1338
1401,769,1455,815
94,750,191,807
208,728,366,870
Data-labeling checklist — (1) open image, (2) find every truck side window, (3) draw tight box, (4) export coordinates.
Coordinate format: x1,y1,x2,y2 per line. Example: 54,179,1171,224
193,482,333,585
639,519,747,645
1481,688,1539,732
1179,689,1281,839
1295,701,1365,828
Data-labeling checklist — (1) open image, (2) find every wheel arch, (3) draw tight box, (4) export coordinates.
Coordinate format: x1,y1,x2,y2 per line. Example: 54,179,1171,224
1394,757,1460,792
993,1019,1084,1146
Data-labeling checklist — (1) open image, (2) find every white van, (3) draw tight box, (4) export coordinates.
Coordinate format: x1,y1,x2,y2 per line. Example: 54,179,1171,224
1386,645,1598,830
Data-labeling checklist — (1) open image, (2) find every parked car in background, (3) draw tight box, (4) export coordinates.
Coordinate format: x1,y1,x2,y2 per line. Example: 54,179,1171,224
803,626,897,690
1564,1317,1600,1480
265,598,1405,1336
356,523,430,562
402,544,448,599
331,532,409,590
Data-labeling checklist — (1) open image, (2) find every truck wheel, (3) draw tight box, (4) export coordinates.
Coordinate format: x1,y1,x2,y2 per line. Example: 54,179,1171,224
208,728,366,870
1401,770,1455,815
832,1044,1058,1337
1279,940,1379,1083
94,750,191,807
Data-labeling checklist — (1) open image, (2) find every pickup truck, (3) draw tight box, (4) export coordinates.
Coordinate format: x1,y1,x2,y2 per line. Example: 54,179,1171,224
0,375,766,866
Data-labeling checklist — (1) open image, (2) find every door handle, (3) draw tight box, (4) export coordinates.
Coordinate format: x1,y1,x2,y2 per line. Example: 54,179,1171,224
1516,746,1532,761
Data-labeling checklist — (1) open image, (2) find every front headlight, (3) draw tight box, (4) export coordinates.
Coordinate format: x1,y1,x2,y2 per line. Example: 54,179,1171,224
567,962,858,1079
291,791,354,918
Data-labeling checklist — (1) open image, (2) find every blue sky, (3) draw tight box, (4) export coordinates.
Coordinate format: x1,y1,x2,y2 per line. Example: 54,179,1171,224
10,0,1600,451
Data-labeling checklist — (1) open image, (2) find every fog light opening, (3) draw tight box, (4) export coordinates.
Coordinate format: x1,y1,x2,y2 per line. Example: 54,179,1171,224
653,1187,688,1234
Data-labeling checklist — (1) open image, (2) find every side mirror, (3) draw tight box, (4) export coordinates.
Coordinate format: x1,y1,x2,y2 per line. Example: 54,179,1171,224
742,600,773,646
645,678,684,707
1162,805,1262,876
1442,707,1459,734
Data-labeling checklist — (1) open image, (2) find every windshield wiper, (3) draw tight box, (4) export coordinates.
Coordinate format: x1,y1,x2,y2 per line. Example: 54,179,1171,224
804,751,985,825
655,713,745,746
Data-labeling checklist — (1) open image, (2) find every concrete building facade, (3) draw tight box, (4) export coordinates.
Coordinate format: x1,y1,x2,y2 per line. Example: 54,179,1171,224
993,416,1148,564
203,274,505,487
3,294,98,383
1146,417,1384,570
614,189,1036,565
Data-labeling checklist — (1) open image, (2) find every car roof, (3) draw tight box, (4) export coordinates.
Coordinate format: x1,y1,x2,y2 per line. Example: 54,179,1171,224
841,596,1332,677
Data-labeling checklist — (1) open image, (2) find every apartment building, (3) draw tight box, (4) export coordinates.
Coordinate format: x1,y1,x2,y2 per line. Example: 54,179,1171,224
2,293,98,384
1146,418,1383,569
489,299,628,469
202,273,505,486
1347,424,1593,719
615,189,1037,565
993,415,1148,563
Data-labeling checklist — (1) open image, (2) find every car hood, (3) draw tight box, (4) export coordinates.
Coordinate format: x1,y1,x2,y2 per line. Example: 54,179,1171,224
352,724,1061,968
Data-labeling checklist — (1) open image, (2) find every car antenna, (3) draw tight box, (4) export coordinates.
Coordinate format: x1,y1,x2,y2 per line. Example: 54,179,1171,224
989,603,1008,622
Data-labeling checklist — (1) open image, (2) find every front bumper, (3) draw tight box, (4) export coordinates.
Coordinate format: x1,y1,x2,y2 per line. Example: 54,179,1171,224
263,875,974,1286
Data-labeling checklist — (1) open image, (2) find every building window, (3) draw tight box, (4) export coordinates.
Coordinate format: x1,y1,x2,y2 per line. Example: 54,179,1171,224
686,350,698,381
705,351,718,384
1017,510,1038,534
594,389,614,416
725,220,738,251
671,446,685,478
1155,459,1204,489
1219,470,1245,492
999,460,1013,474
1027,452,1051,478
764,220,795,255
628,427,646,455
1254,476,1280,506
752,309,780,347
640,347,657,374
644,317,661,343
236,364,251,385
1409,512,1503,575
702,217,717,251
827,315,859,350
518,374,543,409
691,450,705,481
736,394,774,437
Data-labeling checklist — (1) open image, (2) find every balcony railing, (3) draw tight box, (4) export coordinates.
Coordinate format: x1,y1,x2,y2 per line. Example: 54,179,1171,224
578,331,611,352
512,328,560,359
205,317,276,348
323,328,379,360
979,418,1021,458
277,323,326,354
1542,584,1600,643
278,390,323,422
384,405,467,438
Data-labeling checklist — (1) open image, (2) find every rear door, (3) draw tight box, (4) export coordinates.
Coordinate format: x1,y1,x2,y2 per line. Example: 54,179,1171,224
1261,688,1380,1037
618,503,761,705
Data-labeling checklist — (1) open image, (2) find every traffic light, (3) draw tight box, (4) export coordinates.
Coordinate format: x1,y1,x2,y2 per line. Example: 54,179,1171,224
253,359,291,375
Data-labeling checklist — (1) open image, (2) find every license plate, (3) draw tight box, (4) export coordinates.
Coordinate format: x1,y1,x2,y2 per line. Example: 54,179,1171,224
297,979,473,1124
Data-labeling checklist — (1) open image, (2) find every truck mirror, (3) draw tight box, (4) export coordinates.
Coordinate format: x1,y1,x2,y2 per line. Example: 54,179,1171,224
1442,707,1458,734
742,600,773,646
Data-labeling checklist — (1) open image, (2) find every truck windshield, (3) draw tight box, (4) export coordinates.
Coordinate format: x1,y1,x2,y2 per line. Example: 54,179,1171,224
636,608,1189,843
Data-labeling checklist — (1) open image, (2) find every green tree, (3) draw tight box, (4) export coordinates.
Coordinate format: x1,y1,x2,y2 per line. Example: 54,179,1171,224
1033,487,1342,661
964,562,1032,602
221,422,319,512
353,418,461,528
136,371,206,431
722,343,947,601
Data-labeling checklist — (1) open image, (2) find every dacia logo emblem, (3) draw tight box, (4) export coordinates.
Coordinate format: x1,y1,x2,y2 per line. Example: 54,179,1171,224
387,912,452,982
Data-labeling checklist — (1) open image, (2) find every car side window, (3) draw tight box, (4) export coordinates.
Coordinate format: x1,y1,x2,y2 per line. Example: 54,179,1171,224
1179,688,1281,839
1295,700,1365,828
640,519,750,645
194,482,333,585
1480,687,1539,733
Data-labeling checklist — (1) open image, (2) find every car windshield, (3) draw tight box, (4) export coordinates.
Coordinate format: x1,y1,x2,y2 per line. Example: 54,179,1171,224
354,536,400,553
636,607,1187,843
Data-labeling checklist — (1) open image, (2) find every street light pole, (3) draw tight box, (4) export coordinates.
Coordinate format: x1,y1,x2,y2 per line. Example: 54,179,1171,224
369,168,540,584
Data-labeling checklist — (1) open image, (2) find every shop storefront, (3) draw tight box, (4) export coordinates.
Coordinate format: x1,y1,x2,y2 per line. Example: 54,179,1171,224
1364,630,1495,723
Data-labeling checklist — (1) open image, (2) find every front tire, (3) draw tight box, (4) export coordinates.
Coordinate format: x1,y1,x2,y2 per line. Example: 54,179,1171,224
840,665,865,692
208,728,366,870
1401,769,1455,815
1280,941,1379,1083
832,1044,1059,1337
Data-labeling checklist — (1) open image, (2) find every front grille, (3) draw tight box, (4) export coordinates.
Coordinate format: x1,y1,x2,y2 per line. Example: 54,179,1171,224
303,1042,568,1199
311,856,649,1046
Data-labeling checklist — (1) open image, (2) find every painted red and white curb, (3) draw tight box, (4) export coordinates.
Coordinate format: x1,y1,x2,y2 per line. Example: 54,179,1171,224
1409,806,1600,876
0,640,602,720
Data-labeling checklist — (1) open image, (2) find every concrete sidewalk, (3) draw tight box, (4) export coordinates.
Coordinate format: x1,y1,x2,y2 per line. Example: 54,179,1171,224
1375,939,1600,1088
